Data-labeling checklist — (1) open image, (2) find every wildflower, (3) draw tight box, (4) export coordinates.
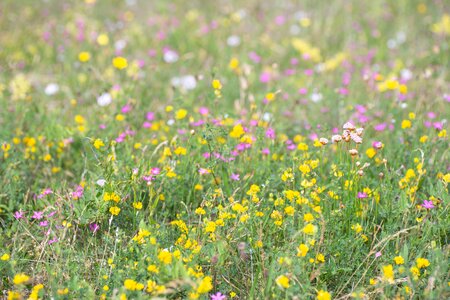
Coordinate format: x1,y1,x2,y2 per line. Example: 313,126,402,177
211,292,227,300
316,290,331,300
366,148,376,158
113,56,128,69
416,257,430,268
13,273,30,285
302,223,316,235
297,244,309,257
275,275,290,289
32,211,44,220
109,206,121,216
381,264,394,283
1,253,10,261
197,276,213,294
421,200,434,209
14,210,25,220
89,223,99,233
158,249,173,264
78,51,91,62
230,173,240,181
394,256,404,265
401,119,412,129
124,279,144,291
175,109,188,120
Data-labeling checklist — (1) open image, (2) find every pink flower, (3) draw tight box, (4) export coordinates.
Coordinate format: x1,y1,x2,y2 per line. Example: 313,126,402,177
14,210,25,220
230,173,240,181
421,200,434,209
375,251,382,258
32,211,44,220
211,292,227,300
357,192,368,199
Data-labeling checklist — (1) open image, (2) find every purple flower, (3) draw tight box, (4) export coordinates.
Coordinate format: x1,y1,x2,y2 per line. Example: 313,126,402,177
14,210,25,220
210,292,227,300
421,200,434,209
375,251,382,258
48,237,58,245
89,223,100,233
265,128,275,139
32,211,44,220
39,221,49,227
230,173,240,181
357,192,368,199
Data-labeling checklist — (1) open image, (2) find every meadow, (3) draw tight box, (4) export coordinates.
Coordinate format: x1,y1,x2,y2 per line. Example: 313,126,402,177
0,0,449,299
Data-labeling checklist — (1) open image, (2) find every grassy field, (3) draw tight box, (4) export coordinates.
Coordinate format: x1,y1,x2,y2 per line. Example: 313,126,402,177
0,0,449,299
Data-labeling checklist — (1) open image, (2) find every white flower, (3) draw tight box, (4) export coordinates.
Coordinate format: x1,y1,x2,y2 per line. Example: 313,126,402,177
167,119,175,126
45,83,59,95
350,132,363,144
343,122,355,131
227,35,241,47
356,127,364,136
310,92,322,103
349,149,358,156
115,40,127,51
163,50,179,63
331,135,342,143
262,112,271,122
319,138,329,145
97,93,112,107
96,179,107,187
180,75,196,90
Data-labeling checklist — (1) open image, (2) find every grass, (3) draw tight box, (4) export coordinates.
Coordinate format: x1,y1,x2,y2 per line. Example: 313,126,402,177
0,0,449,299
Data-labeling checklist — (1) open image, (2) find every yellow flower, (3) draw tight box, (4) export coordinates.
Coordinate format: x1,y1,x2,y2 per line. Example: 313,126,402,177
212,79,222,90
419,135,428,143
204,221,216,233
401,119,411,129
109,206,121,216
416,257,430,268
303,213,314,222
97,34,109,46
157,249,172,264
302,223,316,235
366,148,376,158
230,124,245,138
112,56,128,69
316,290,331,300
13,273,30,285
1,253,10,261
124,279,144,291
382,264,394,283
299,164,311,174
410,266,420,278
78,51,91,62
175,109,188,120
197,276,213,294
93,139,105,149
394,256,404,265
133,202,143,210
8,291,21,300
147,264,159,273
297,244,309,257
275,275,290,289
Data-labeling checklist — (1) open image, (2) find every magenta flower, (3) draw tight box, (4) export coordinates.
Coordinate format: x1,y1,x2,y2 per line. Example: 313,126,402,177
357,192,368,199
32,211,44,220
210,292,227,300
89,223,100,233
421,200,434,209
265,128,275,139
14,210,25,220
